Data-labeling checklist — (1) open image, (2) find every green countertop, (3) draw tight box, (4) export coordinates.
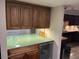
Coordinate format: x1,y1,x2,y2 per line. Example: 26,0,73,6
7,34,53,49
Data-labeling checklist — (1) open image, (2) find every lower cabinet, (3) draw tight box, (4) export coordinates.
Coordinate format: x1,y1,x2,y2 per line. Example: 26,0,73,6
8,42,53,59
8,44,40,59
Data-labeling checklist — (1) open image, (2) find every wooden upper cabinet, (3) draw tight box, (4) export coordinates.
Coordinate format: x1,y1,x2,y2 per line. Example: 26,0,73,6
6,3,21,29
39,7,50,28
20,5,33,29
33,6,50,28
6,1,50,29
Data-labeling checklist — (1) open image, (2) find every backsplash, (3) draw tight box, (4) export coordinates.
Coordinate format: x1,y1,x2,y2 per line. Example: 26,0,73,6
7,29,31,35
36,28,52,38
7,29,52,39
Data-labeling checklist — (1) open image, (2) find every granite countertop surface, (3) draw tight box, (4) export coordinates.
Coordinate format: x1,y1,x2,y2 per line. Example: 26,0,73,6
7,34,53,49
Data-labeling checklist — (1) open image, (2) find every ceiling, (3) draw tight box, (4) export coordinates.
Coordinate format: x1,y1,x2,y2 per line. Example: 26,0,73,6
17,0,79,7
17,0,79,15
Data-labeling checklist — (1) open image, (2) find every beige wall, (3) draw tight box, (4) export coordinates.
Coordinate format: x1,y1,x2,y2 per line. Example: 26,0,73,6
50,7,64,59
0,0,8,59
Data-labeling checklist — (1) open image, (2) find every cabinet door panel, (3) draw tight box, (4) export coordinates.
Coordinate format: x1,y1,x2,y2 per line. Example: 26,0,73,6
10,4,20,29
33,7,40,28
7,3,20,29
39,8,50,28
33,6,50,28
21,5,32,29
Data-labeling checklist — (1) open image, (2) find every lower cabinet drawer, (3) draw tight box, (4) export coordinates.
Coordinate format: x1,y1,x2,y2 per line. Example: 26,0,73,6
8,44,39,55
8,53,25,59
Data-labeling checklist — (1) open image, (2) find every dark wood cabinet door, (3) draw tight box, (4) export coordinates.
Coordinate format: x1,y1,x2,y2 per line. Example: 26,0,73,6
33,6,50,28
39,7,50,28
23,44,40,59
20,5,33,29
32,52,40,59
6,3,21,29
32,7,40,28
26,51,40,59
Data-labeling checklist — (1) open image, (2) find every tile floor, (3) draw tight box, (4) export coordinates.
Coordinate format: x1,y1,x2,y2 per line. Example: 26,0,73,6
70,46,79,59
